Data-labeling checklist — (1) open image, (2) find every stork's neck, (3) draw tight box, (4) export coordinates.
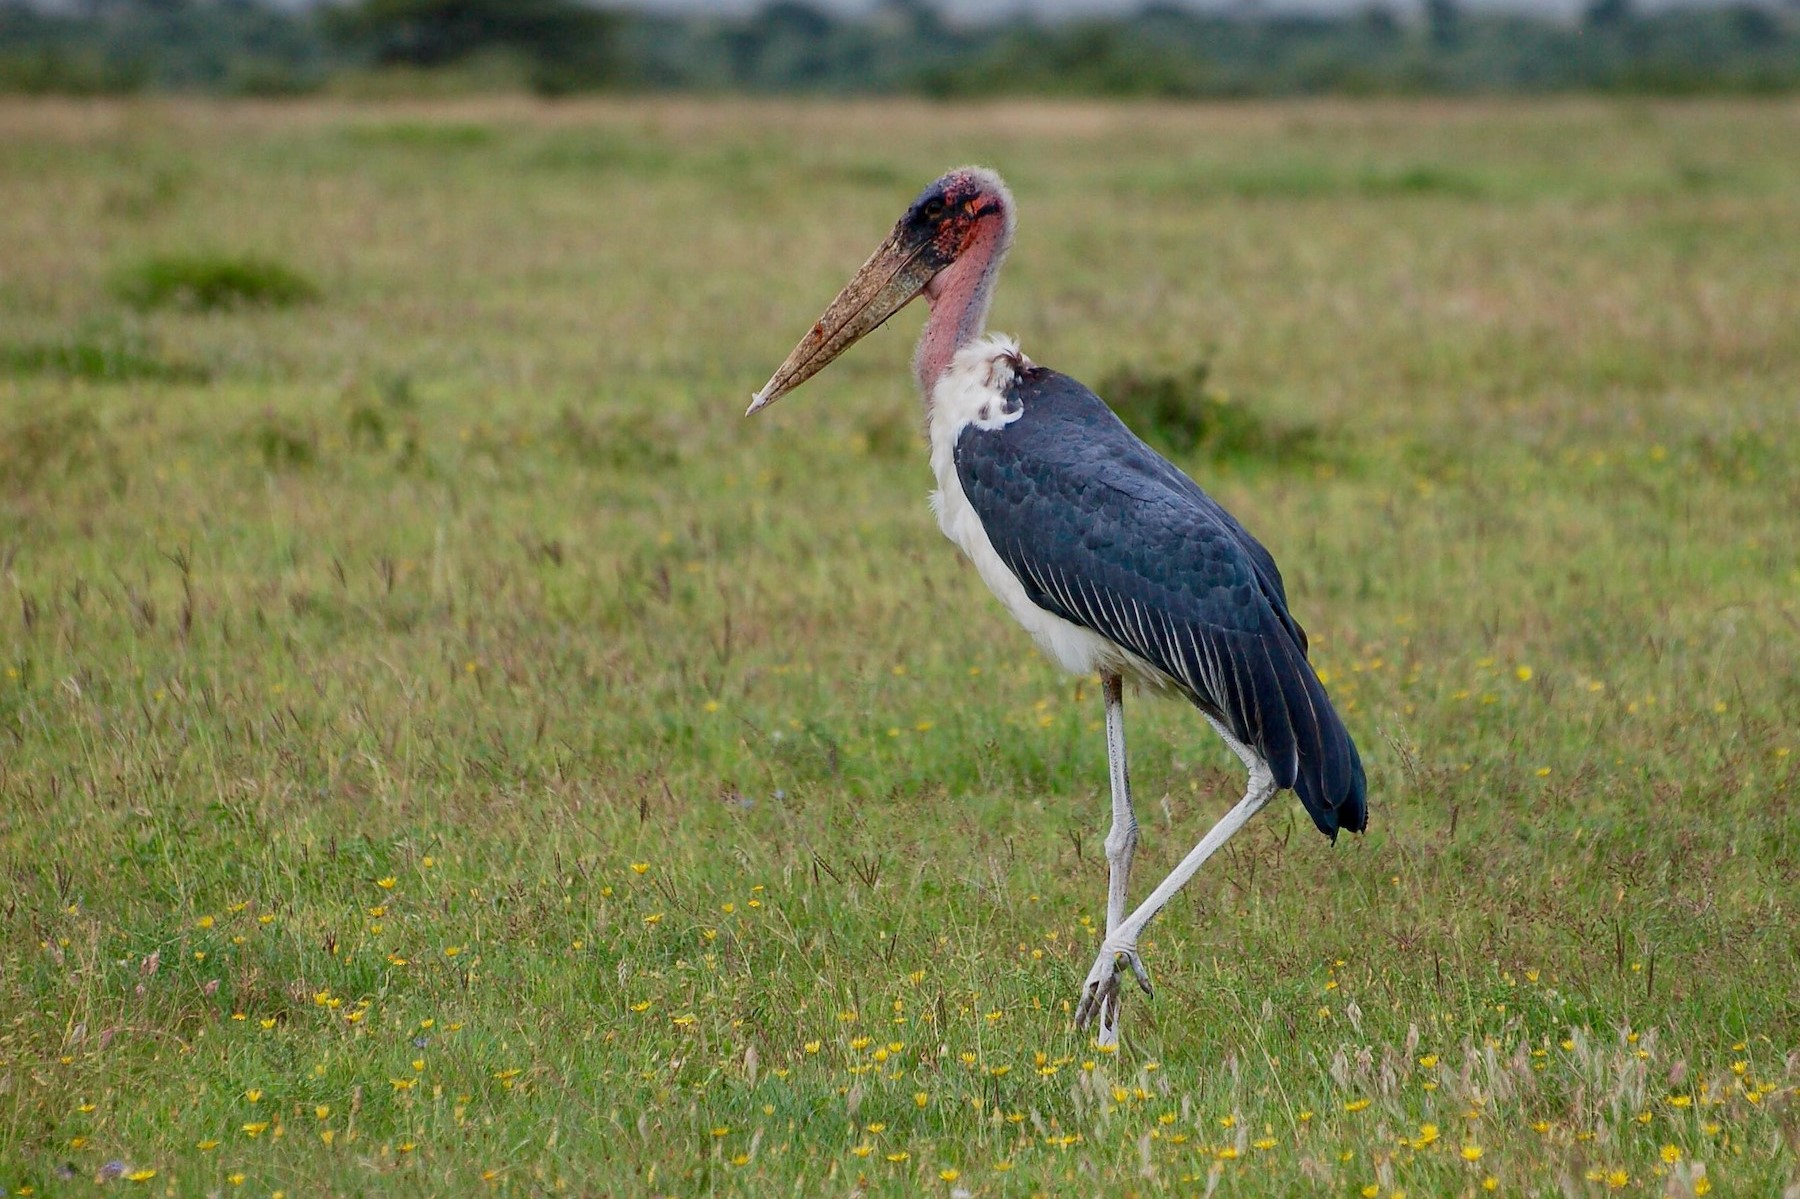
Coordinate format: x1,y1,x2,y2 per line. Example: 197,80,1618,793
914,215,1012,401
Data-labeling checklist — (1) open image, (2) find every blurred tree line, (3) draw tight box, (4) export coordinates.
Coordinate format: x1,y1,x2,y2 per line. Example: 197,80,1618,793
2,0,1797,96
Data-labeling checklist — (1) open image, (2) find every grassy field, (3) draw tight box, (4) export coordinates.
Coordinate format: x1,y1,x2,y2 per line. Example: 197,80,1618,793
1,95,1797,1197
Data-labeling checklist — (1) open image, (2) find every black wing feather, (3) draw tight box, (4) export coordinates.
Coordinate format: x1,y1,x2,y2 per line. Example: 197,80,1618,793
956,365,1366,837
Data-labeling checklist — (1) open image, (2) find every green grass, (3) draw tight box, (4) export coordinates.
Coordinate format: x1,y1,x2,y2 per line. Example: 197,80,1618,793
0,97,1797,1197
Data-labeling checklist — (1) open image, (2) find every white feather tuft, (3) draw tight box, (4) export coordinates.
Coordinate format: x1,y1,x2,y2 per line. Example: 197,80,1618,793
925,334,1167,687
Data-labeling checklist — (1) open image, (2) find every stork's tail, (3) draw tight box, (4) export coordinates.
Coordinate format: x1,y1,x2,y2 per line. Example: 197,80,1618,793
1328,730,1368,838
1270,635,1367,840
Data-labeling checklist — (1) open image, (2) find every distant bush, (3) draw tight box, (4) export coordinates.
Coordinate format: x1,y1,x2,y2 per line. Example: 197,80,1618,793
0,334,208,383
1100,363,1324,467
339,370,424,467
323,0,622,94
2,0,1798,98
248,411,318,470
0,0,328,95
0,48,147,95
1359,165,1486,197
112,255,320,312
221,59,325,97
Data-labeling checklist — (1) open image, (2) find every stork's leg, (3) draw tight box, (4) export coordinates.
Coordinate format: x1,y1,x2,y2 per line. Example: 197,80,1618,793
1075,718,1276,1034
1094,671,1138,1048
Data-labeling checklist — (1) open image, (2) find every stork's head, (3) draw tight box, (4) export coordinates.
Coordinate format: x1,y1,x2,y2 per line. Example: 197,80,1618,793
749,166,1014,414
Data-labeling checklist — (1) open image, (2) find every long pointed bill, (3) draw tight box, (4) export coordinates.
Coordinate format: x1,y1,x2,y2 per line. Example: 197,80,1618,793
748,224,942,416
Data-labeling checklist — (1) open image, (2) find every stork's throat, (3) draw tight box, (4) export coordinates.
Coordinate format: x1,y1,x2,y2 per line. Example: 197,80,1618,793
913,212,1013,401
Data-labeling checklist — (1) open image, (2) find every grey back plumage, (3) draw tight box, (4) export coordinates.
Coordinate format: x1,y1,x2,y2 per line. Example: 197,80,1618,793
954,366,1366,838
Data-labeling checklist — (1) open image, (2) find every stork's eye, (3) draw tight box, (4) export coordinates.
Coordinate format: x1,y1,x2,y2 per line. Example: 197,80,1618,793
921,197,947,220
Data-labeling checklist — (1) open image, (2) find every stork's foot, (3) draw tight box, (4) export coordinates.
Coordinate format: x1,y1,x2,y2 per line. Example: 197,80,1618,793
1074,939,1153,1038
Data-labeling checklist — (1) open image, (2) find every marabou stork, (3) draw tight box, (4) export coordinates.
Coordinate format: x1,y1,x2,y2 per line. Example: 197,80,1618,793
748,167,1366,1046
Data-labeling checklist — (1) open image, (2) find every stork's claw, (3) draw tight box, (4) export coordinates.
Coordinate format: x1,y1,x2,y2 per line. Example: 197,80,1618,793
1124,950,1153,996
1074,940,1154,1036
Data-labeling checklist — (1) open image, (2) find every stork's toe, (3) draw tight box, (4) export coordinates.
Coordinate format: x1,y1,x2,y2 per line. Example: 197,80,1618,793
1075,940,1153,1034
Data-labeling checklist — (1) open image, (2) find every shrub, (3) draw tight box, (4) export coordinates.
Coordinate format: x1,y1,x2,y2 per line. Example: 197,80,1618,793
112,254,320,312
1099,362,1324,467
0,335,207,383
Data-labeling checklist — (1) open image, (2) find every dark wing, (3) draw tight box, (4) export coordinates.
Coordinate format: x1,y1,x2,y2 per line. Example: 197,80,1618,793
956,366,1366,838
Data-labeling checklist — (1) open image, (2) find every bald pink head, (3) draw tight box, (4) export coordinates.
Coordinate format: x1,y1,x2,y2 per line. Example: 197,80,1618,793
750,166,1016,414
911,167,1016,396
